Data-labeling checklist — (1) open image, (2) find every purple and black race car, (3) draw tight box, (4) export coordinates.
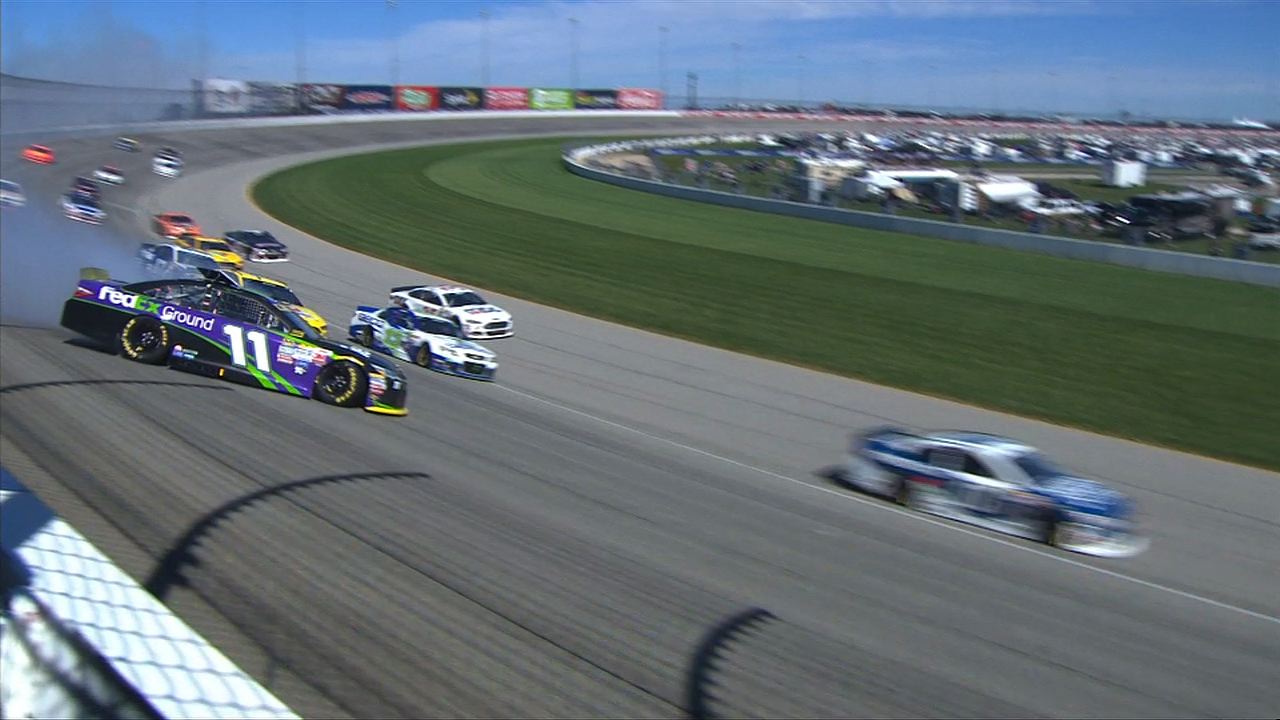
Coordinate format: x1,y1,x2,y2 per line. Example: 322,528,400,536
61,273,408,415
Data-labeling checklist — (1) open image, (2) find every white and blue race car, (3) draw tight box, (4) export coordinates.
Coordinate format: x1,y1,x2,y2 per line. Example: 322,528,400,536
348,305,497,381
839,428,1147,557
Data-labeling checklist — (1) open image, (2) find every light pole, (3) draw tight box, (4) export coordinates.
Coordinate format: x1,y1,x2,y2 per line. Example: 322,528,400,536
797,54,806,107
731,41,742,106
387,0,399,86
659,26,669,98
480,9,490,86
295,1,307,85
196,0,208,80
569,17,579,88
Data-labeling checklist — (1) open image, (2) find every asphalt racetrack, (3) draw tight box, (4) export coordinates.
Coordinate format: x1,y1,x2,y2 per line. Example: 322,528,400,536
1,116,1277,718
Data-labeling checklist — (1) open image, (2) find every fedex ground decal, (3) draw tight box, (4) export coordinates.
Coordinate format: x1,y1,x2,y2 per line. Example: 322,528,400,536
160,306,216,331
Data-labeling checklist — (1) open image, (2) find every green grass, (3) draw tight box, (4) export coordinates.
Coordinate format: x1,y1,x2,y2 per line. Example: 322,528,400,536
253,138,1280,469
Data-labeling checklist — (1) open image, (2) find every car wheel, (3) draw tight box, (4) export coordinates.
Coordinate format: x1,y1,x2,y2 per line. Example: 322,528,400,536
1043,517,1068,547
415,344,432,368
314,360,367,408
894,477,915,507
356,325,372,346
118,315,170,364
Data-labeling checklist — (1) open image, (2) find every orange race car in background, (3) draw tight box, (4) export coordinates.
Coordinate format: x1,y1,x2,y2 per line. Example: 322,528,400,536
151,212,202,238
21,144,55,164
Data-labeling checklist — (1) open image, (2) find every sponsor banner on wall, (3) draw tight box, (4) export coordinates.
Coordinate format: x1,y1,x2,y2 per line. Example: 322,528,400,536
202,78,250,114
573,89,618,109
302,84,344,111
247,82,297,114
484,87,529,111
341,84,394,110
395,85,438,111
438,87,484,110
529,88,574,110
617,88,664,110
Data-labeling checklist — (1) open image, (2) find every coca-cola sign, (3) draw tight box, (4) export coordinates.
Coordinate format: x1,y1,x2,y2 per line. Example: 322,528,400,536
484,87,528,110
341,85,394,110
617,88,664,110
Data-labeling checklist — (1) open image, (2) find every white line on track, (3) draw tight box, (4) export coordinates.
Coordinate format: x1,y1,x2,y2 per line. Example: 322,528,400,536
499,384,1280,627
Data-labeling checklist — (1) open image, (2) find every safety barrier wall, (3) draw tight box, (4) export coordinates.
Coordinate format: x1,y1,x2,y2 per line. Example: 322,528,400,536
565,141,1280,287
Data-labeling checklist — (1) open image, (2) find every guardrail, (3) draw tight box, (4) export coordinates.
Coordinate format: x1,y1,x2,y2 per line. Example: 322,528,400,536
564,139,1280,287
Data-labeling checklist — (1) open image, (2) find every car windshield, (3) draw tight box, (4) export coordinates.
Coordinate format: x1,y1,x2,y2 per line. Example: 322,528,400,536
1,180,19,192
1014,452,1066,482
199,240,234,253
244,231,277,244
444,291,486,307
243,279,301,305
101,166,119,173
413,315,459,336
179,252,219,270
168,215,194,225
70,193,98,206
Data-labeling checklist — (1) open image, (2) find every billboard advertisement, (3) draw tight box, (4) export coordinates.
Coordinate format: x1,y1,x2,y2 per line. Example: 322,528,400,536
395,85,438,111
341,84,394,111
484,87,529,111
247,82,297,115
202,78,249,114
573,89,618,109
438,87,484,111
301,84,344,112
529,88,573,110
617,88,664,110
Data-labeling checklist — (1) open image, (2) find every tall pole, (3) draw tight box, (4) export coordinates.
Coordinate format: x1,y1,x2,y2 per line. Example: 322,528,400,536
480,9,490,86
731,41,741,106
569,17,579,88
797,54,806,107
196,0,208,80
295,1,307,85
659,26,669,99
387,0,399,86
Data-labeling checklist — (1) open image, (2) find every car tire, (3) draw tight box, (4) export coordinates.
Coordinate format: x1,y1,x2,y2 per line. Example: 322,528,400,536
314,360,367,408
118,315,171,364
356,326,372,346
415,344,432,368
894,477,914,507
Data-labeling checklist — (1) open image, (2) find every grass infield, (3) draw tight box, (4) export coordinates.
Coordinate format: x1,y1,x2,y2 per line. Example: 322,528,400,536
253,138,1280,469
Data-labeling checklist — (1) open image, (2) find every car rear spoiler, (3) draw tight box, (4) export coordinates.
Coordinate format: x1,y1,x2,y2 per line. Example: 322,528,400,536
79,267,112,282
389,285,422,293
357,305,380,313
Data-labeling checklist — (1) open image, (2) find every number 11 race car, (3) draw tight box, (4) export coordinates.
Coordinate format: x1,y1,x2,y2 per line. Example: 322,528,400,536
839,428,1147,557
61,273,408,415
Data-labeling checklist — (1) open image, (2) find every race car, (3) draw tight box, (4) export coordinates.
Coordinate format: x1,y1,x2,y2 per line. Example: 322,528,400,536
61,275,408,416
0,179,26,207
61,192,106,225
388,284,513,339
93,165,125,185
223,230,289,263
72,176,101,199
207,269,328,336
21,144,55,164
172,234,244,270
837,428,1146,557
152,212,202,238
114,137,140,152
153,154,183,178
349,305,497,381
138,243,223,278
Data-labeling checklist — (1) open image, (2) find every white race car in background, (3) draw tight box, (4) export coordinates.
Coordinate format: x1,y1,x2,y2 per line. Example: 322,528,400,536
0,179,25,207
388,284,513,339
838,427,1147,558
61,192,105,224
153,154,183,178
348,305,498,381
93,165,125,185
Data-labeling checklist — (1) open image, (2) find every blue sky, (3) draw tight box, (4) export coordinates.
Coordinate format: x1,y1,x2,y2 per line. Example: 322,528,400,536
2,0,1277,120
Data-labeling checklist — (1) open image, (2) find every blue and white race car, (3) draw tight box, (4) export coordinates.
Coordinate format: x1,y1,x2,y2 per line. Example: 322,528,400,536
348,305,497,381
839,427,1147,557
61,191,105,225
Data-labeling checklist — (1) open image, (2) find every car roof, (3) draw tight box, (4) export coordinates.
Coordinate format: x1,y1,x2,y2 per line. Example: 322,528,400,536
28,144,50,151
927,431,1037,456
